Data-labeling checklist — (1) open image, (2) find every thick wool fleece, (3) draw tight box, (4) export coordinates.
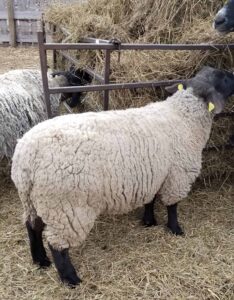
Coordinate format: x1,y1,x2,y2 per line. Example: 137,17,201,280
11,88,213,250
0,69,67,159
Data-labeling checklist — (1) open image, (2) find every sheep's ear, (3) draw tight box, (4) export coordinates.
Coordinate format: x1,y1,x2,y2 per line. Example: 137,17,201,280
165,82,186,94
206,89,225,114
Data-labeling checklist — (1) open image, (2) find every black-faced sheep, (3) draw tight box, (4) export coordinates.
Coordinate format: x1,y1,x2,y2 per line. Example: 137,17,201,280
213,1,234,147
214,0,234,33
0,68,89,161
11,66,234,286
0,69,68,160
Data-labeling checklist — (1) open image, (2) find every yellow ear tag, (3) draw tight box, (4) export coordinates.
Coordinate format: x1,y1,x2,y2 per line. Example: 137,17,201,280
178,84,184,91
208,102,215,112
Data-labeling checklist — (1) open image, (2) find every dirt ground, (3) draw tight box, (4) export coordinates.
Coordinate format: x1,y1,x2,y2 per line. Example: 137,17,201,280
0,46,233,300
0,46,40,74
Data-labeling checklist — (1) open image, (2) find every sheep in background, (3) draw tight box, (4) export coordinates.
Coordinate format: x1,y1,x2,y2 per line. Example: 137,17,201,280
0,69,78,160
53,67,93,108
214,0,234,34
213,2,234,149
11,66,234,286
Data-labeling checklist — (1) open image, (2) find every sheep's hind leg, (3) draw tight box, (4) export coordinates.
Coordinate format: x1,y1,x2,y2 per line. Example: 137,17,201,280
49,245,81,287
167,203,184,235
26,216,51,268
143,195,158,226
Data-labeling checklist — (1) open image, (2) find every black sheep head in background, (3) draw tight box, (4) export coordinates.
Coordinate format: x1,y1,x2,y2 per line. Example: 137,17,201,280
213,2,234,146
52,66,93,108
214,0,234,34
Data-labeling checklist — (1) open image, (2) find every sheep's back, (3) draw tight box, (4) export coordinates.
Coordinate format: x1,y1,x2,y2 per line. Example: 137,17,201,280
12,109,174,215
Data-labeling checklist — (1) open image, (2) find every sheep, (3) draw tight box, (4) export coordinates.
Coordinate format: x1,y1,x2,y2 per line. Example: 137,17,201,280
11,66,234,286
213,2,234,145
214,0,234,34
53,67,93,108
0,68,83,160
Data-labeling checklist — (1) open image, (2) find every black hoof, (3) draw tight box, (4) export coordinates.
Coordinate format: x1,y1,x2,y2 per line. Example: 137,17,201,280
167,224,184,236
49,244,81,287
143,217,157,227
37,257,51,268
62,274,82,287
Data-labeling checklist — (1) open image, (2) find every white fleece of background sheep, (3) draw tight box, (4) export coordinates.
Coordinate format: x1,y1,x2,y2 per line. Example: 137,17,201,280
11,88,213,250
0,69,67,159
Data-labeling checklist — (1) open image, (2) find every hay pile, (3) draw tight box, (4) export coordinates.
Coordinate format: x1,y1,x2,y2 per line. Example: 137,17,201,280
45,0,234,179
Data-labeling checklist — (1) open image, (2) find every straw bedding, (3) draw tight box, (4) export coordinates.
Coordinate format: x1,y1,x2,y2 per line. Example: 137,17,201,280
0,178,233,299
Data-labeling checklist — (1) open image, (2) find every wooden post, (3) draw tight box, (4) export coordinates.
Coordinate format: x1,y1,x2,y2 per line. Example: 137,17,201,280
7,0,16,47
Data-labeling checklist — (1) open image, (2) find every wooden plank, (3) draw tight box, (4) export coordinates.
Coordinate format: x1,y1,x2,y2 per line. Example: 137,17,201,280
0,20,8,33
0,34,10,43
0,11,42,20
7,0,16,46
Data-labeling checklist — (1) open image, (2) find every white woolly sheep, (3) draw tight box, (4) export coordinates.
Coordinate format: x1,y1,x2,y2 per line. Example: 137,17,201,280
0,68,89,161
0,69,69,160
11,66,234,286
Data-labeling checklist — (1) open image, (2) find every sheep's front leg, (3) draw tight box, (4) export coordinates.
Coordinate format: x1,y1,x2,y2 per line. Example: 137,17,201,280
49,245,81,287
167,203,184,235
143,195,157,226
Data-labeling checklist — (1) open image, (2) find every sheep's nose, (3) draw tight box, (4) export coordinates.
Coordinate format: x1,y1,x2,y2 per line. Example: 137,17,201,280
214,15,227,27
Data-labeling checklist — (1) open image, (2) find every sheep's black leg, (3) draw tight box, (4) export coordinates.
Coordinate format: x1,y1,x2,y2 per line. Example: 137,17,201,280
26,217,51,268
68,92,82,108
167,203,184,235
143,196,157,227
229,134,234,146
49,244,81,287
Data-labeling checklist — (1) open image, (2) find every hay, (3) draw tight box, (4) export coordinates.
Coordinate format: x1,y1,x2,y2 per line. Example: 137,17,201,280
0,177,233,299
45,0,234,102
46,0,234,179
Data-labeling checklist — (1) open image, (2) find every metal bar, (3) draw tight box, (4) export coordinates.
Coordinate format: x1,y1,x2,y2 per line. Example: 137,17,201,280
103,50,111,110
84,67,105,83
204,144,234,152
53,49,57,70
38,30,52,118
59,50,78,65
59,26,71,37
52,25,57,69
45,43,115,50
44,42,234,51
62,101,73,114
120,43,234,51
81,37,110,44
48,79,182,94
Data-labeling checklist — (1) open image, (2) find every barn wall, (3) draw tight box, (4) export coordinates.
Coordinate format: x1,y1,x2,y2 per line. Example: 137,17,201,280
0,0,79,44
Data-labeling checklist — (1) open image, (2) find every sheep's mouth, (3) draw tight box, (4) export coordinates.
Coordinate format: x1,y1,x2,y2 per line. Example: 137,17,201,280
213,23,234,34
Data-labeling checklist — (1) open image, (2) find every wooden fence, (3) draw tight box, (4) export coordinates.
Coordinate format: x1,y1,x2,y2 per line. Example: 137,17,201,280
0,0,80,45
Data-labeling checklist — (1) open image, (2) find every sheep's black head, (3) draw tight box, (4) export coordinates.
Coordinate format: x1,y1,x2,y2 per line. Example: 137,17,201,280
165,66,234,114
51,67,93,108
214,0,234,34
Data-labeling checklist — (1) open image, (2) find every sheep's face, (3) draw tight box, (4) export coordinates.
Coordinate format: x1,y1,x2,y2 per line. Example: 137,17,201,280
214,0,234,34
166,66,234,114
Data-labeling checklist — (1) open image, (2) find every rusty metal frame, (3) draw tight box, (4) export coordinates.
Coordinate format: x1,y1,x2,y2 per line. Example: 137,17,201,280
37,26,234,130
